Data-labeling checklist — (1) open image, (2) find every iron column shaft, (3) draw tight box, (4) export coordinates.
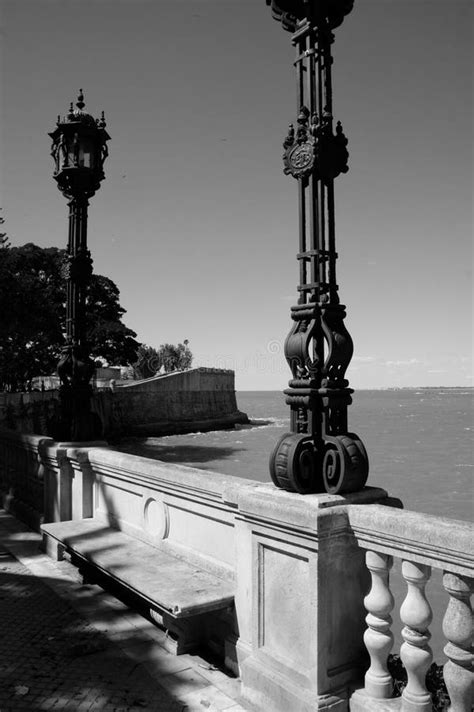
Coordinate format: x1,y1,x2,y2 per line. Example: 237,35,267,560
267,1,369,495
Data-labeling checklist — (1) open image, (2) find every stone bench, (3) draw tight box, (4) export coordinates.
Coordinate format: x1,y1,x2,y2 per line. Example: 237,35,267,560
41,518,235,654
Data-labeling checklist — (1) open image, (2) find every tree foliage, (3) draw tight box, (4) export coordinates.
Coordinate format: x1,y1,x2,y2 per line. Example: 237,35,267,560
0,209,10,249
0,242,141,391
133,340,193,379
86,273,140,366
133,345,163,380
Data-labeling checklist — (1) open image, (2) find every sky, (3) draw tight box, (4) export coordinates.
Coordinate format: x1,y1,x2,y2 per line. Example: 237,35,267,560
0,0,472,390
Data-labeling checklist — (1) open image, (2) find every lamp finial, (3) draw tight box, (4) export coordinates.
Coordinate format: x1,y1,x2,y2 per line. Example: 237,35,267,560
76,89,85,111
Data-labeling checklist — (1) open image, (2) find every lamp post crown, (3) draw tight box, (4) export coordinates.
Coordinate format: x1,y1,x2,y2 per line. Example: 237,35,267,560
48,89,110,200
266,0,354,31
76,88,85,111
56,90,105,129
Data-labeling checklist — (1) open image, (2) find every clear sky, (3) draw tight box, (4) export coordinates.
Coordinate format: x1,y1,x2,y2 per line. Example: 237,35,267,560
0,0,472,390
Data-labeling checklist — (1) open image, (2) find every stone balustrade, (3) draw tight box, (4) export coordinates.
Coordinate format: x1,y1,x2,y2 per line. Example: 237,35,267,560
0,427,472,712
348,505,473,712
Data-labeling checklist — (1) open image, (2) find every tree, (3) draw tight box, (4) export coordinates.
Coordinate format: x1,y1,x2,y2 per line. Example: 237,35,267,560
0,209,12,334
160,341,193,373
133,344,163,380
0,209,10,249
0,243,141,391
86,274,141,367
132,340,193,379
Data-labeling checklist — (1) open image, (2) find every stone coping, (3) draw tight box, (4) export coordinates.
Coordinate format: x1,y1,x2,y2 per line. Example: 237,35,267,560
348,503,474,576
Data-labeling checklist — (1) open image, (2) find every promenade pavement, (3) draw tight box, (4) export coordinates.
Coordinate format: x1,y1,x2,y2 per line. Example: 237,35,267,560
0,511,245,712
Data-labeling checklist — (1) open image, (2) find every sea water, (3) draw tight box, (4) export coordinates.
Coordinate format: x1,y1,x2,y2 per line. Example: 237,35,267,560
116,387,473,662
118,388,473,522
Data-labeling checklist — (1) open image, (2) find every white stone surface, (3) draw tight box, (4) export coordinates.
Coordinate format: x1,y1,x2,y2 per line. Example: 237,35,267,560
236,485,392,712
8,435,471,712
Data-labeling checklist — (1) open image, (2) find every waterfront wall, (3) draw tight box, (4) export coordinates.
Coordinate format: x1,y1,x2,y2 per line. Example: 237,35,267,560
0,368,248,438
103,367,248,436
1,428,472,712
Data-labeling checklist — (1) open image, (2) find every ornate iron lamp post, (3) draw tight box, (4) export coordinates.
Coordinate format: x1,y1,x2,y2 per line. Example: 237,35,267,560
48,90,110,441
266,0,369,495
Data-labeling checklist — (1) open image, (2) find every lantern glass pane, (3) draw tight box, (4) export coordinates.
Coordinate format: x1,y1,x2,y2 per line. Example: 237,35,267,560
80,139,94,168
67,136,76,166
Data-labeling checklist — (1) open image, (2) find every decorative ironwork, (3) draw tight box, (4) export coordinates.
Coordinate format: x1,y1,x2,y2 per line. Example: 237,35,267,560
266,0,354,32
266,1,369,494
48,91,110,442
283,107,316,180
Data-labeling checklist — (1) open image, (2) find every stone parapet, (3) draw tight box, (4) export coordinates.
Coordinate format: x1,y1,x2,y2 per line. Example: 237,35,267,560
1,430,472,712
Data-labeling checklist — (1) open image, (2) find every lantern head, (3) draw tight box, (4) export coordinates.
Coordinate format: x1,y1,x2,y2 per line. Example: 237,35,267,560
49,90,110,199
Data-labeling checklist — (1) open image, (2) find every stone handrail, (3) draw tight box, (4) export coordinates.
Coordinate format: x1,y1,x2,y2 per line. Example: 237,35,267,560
348,505,473,576
348,505,473,712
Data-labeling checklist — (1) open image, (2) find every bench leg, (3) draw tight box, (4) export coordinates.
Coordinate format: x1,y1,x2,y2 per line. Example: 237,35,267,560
42,533,65,562
149,609,203,655
78,565,96,585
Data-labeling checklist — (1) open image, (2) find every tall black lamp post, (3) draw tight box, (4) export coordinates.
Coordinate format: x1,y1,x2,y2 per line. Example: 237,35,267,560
49,90,110,442
266,1,369,495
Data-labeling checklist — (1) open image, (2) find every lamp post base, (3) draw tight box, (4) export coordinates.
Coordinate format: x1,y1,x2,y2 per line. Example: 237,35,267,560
48,384,103,443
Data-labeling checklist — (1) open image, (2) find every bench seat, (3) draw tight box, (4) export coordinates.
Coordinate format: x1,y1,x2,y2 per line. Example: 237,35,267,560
41,519,235,620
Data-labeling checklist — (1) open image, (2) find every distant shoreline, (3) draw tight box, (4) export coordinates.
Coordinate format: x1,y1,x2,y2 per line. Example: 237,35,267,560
237,386,473,392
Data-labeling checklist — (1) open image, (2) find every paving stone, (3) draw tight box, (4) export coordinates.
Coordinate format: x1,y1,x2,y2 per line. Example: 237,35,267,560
187,660,241,698
179,684,237,711
0,511,245,712
157,668,210,698
0,552,181,711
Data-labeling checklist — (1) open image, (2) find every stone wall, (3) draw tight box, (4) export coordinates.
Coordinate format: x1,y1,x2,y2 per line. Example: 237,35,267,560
0,391,59,437
0,368,248,439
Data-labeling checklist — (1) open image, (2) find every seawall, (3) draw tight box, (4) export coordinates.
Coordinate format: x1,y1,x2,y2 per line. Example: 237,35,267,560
0,368,249,438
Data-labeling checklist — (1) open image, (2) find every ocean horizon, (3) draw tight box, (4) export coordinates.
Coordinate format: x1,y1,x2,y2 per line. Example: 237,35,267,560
117,387,473,524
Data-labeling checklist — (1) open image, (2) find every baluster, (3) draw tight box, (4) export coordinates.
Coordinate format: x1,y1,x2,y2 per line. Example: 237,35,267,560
400,560,433,711
442,573,473,712
363,550,395,698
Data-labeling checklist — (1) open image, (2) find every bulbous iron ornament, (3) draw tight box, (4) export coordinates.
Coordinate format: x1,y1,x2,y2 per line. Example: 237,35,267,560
266,1,369,495
48,90,110,442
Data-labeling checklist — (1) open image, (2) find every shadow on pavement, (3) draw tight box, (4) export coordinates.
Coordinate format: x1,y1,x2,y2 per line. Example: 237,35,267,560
0,551,185,711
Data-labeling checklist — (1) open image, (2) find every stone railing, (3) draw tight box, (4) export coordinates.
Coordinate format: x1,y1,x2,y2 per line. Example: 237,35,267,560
0,428,472,712
348,505,473,712
0,428,53,529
